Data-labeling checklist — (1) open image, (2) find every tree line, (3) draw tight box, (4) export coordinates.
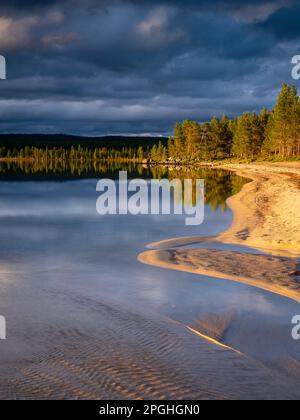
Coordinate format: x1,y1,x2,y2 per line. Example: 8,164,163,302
0,145,148,162
165,84,300,163
0,83,299,163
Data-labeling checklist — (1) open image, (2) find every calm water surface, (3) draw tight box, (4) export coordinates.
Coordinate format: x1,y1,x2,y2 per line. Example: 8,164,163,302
0,167,299,399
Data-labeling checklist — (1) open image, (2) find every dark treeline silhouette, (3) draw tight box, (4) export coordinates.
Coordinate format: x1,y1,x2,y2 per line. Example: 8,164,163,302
0,84,299,164
0,134,168,151
0,134,168,163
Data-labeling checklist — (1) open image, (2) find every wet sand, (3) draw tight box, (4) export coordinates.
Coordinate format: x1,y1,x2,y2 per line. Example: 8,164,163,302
148,162,300,256
139,248,300,302
140,163,300,302
1,297,300,400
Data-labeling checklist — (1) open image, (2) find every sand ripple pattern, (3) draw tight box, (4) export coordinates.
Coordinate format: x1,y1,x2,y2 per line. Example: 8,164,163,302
140,248,300,302
2,298,300,400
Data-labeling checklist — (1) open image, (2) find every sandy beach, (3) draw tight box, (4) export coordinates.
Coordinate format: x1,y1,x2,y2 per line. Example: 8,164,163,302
139,163,300,302
218,162,300,256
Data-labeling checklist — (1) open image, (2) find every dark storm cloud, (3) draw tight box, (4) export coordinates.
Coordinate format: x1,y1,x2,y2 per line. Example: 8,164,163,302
258,4,300,40
0,0,298,135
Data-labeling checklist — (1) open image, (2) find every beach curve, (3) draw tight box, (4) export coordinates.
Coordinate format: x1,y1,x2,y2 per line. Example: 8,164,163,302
139,163,300,302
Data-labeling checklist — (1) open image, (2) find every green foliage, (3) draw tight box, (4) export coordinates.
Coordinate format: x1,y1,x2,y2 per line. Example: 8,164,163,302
0,84,299,163
263,84,300,157
231,112,265,159
169,83,300,162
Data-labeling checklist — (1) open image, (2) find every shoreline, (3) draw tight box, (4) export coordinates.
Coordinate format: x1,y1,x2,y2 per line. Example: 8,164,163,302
139,162,300,302
217,162,300,256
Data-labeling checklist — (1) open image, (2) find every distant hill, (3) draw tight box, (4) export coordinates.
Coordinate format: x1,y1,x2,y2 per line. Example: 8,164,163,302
0,134,168,150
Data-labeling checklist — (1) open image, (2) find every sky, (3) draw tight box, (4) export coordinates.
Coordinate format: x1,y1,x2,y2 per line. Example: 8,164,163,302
0,0,299,136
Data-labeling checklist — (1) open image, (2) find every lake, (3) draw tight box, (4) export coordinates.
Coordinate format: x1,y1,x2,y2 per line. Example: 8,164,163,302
0,165,299,400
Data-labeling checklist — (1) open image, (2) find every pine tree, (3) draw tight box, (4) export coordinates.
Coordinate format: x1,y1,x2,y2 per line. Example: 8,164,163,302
185,121,201,162
265,83,300,157
289,85,300,156
173,122,185,161
219,114,233,158
232,113,249,158
250,112,264,158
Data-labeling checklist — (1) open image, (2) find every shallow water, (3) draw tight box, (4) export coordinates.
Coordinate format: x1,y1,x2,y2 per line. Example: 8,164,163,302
0,170,299,400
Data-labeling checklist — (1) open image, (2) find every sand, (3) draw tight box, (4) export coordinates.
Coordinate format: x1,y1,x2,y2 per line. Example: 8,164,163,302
218,162,300,256
1,296,299,400
139,163,300,302
139,248,300,302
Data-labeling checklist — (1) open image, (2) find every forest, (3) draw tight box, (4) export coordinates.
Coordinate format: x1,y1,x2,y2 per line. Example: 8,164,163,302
166,83,300,163
0,84,299,164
